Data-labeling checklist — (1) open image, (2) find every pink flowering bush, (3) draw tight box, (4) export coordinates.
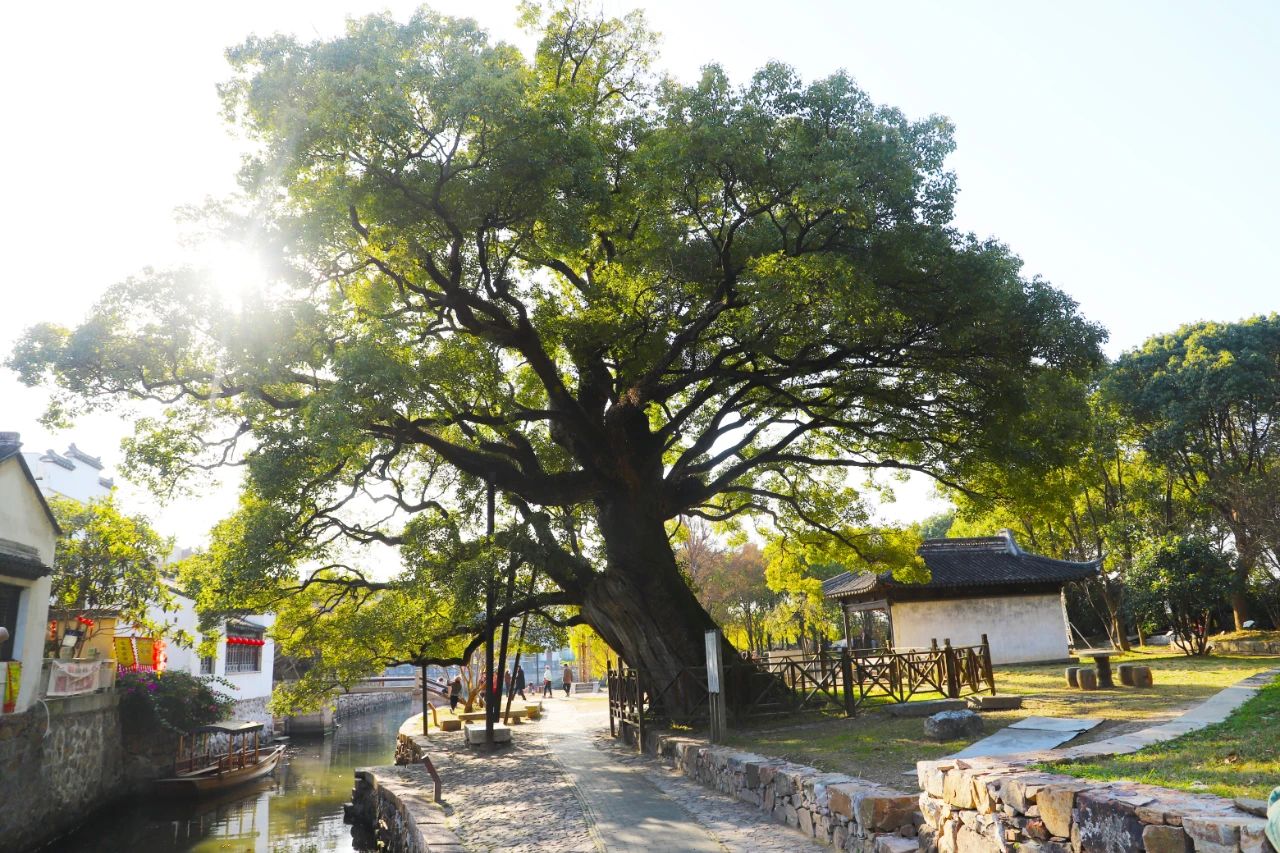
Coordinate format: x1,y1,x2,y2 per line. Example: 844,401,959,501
118,669,235,734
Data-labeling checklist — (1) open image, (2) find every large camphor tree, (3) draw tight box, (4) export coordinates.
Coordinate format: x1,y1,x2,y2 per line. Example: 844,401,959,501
9,4,1104,713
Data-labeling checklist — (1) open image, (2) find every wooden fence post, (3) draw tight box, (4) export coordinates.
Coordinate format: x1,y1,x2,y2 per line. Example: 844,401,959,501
943,638,960,699
607,659,616,738
839,649,856,717
980,634,995,696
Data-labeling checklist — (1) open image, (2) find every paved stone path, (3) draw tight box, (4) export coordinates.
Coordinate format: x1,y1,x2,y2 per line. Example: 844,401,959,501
425,697,824,852
541,700,826,853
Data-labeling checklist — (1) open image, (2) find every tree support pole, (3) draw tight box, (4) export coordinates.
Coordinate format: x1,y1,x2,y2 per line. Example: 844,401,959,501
503,568,539,725
493,553,518,735
484,481,496,744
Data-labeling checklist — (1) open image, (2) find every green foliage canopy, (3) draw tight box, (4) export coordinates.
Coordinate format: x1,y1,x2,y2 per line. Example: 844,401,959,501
8,3,1105,699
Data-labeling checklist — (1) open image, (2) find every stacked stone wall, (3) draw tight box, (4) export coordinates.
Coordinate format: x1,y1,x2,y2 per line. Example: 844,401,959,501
337,691,412,719
915,757,1275,852
231,694,274,737
651,734,921,852
1212,637,1280,656
0,691,172,851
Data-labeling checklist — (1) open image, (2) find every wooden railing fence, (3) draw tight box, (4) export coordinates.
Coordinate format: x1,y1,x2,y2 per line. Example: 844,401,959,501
607,635,995,744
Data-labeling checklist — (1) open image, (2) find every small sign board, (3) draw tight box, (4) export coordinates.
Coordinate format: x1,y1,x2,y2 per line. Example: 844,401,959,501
705,630,722,694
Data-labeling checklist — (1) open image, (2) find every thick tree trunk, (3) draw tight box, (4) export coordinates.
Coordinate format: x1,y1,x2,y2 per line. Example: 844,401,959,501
580,494,737,718
1230,587,1249,632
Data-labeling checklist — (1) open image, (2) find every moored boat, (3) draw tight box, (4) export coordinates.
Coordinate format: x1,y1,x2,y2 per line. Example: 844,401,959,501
154,720,285,797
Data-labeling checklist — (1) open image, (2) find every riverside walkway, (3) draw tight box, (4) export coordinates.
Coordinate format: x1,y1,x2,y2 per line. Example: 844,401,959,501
420,696,823,852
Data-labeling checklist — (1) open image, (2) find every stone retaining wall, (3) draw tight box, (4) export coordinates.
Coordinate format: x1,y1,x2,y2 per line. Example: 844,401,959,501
346,766,463,852
915,757,1275,852
0,691,173,851
650,733,921,852
1213,638,1280,656
231,694,274,737
337,691,412,720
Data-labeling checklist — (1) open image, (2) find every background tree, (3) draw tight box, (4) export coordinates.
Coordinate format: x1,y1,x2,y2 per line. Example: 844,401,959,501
949,390,1186,649
693,543,777,654
9,3,1103,712
1107,316,1280,630
48,495,173,655
1126,536,1232,655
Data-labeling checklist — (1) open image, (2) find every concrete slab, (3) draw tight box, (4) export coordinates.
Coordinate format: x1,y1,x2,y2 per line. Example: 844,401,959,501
885,699,966,718
1008,715,1104,732
464,723,512,745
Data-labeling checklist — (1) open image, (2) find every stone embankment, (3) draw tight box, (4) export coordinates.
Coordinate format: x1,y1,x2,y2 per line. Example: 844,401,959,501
0,691,173,851
649,733,921,852
346,765,463,853
337,690,412,719
915,757,1274,853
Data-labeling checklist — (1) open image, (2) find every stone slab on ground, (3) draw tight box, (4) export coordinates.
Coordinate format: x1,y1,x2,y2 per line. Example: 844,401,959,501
884,698,965,717
966,694,1024,711
949,716,1103,759
463,722,512,745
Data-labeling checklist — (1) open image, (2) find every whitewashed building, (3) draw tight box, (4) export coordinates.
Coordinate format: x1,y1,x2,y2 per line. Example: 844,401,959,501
822,531,1098,665
0,433,60,715
24,440,276,729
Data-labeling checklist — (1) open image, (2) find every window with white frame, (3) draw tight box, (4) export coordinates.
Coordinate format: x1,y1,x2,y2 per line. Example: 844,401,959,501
199,655,215,675
225,629,264,674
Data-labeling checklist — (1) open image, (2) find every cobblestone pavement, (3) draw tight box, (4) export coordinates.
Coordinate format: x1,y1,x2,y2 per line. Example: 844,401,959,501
427,709,597,852
426,697,825,852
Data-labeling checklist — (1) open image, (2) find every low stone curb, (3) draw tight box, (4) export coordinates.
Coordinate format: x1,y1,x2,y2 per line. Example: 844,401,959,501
914,757,1275,853
648,733,920,852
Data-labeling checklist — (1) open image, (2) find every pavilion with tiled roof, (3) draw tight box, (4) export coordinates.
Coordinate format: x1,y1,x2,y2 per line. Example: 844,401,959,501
822,530,1098,664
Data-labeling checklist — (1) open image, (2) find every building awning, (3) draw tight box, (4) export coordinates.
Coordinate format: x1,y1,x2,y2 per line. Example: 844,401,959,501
823,530,1098,604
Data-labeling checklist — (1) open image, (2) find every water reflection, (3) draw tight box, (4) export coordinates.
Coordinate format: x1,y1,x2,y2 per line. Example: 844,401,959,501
52,698,413,853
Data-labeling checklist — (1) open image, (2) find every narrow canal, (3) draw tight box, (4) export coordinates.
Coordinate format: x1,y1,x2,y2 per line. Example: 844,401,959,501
52,698,414,853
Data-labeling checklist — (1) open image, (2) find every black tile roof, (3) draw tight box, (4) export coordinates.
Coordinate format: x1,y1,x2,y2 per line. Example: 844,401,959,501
823,531,1098,600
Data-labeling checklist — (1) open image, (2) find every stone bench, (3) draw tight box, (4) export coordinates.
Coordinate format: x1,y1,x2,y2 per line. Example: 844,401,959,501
463,722,512,745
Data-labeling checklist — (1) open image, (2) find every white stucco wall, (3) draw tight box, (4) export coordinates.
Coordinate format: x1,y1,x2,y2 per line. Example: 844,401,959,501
0,456,58,712
890,592,1070,665
138,595,275,702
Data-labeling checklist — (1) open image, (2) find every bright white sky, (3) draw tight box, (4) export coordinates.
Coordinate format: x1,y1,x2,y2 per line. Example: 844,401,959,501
3,1,1278,546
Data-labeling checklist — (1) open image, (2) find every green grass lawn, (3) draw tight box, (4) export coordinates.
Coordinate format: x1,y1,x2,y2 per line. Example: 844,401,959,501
719,651,1280,790
1050,672,1280,800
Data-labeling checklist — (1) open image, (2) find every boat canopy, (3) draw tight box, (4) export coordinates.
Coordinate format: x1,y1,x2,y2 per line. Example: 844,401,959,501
193,720,264,735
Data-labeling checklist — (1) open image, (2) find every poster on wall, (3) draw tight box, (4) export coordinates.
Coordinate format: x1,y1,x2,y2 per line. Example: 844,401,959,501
46,660,99,696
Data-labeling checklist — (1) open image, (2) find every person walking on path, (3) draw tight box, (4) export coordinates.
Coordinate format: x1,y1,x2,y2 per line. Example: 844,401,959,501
448,674,463,712
562,663,573,698
542,666,553,698
511,664,527,701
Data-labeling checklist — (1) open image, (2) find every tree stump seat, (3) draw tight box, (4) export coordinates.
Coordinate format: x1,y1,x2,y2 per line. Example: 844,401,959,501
1065,666,1081,688
1077,668,1099,691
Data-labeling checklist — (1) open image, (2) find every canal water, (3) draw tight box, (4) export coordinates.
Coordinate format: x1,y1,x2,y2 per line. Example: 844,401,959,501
52,698,414,853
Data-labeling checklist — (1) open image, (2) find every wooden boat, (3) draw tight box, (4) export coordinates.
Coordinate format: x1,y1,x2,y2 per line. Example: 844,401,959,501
154,720,285,797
